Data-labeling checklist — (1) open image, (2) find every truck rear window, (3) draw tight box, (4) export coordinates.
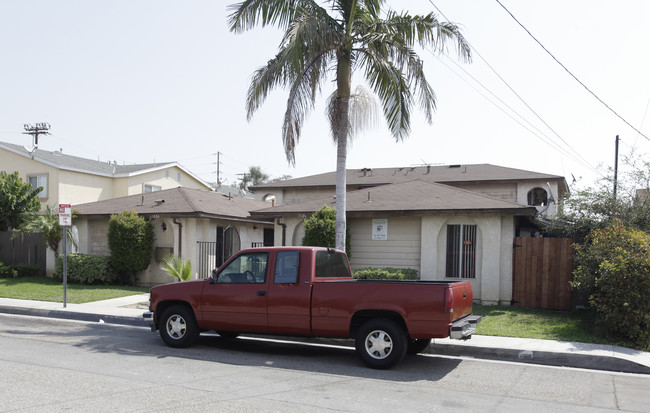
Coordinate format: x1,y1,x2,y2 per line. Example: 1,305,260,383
315,250,351,278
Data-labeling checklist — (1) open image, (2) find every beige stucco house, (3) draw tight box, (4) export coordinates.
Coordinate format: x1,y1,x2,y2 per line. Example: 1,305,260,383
1,140,213,275
73,187,274,285
0,140,212,209
250,164,569,305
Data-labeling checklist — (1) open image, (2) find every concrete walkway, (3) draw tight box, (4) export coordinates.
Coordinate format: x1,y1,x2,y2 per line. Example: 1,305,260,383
1,294,649,374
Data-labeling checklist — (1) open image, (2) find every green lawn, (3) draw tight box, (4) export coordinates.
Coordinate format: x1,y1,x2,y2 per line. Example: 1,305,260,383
472,305,608,345
0,276,149,304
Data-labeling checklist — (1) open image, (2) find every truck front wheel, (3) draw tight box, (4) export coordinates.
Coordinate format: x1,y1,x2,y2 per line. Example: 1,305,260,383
159,305,199,348
355,319,407,369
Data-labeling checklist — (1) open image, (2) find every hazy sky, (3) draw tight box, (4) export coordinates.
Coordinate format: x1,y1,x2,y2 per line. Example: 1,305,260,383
1,0,649,190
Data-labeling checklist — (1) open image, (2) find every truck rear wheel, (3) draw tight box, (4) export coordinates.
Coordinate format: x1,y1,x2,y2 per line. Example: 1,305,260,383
355,318,407,369
159,305,199,348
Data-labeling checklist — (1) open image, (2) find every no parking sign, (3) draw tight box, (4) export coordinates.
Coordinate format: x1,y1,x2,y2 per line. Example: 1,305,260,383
58,204,72,226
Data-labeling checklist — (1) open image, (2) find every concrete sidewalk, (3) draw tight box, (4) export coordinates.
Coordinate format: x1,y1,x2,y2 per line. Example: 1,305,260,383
1,294,649,374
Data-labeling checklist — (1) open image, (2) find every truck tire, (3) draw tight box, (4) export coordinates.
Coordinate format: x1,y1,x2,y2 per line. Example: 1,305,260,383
355,318,407,369
407,338,431,355
159,305,199,348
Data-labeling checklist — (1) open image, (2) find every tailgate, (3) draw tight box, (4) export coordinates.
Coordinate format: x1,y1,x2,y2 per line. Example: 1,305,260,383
449,282,473,321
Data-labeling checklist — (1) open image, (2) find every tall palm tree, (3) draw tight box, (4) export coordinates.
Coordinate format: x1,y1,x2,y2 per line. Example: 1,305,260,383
228,0,471,250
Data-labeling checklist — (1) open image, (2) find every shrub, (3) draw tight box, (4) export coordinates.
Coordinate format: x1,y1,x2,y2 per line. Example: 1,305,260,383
0,262,41,277
13,264,41,277
0,261,10,277
107,210,154,285
302,205,350,255
573,220,650,348
354,267,419,280
54,254,118,285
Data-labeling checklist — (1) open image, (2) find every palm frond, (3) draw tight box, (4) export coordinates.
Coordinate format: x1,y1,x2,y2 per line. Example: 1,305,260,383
160,255,192,281
228,0,332,33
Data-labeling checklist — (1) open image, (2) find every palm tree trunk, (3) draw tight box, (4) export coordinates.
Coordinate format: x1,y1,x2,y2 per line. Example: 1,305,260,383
335,51,352,252
335,127,347,251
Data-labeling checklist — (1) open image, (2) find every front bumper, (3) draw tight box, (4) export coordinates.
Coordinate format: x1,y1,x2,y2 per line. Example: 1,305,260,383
450,315,482,340
143,311,156,332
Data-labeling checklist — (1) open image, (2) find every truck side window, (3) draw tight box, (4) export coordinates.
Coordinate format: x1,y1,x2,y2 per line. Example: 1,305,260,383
216,252,268,284
315,250,352,278
274,251,299,284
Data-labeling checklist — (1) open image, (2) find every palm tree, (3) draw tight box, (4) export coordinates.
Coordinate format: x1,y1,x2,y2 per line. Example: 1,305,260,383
228,0,471,250
15,205,76,252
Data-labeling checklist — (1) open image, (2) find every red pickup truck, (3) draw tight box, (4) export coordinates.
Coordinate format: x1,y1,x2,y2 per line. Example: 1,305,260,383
144,247,481,369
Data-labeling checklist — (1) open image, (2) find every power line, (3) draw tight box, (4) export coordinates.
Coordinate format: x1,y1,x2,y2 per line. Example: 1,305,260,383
494,0,649,142
426,0,602,177
435,50,599,171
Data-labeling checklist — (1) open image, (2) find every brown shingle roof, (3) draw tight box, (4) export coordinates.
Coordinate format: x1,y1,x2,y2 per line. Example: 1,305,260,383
74,187,272,222
251,164,567,192
251,181,536,217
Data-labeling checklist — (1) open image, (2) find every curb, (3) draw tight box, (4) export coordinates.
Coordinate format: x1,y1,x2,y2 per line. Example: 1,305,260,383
428,342,650,375
0,305,147,328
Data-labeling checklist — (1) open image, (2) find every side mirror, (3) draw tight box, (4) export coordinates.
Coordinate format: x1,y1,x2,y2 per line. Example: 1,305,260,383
209,269,219,284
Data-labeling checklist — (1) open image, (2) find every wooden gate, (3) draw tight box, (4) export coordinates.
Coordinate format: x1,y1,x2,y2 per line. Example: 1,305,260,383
512,237,575,311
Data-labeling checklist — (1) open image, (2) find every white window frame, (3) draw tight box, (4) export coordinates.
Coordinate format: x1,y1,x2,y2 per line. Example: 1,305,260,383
144,184,161,193
28,174,48,199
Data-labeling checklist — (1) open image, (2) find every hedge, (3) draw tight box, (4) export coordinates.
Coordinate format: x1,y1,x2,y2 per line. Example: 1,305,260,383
54,254,119,285
0,262,41,278
353,267,419,280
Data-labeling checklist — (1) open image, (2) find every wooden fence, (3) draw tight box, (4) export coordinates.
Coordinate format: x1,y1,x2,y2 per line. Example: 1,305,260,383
512,237,575,311
0,231,46,275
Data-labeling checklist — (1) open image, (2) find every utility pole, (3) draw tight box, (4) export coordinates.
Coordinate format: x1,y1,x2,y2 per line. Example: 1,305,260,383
214,152,222,188
613,135,619,200
23,122,50,146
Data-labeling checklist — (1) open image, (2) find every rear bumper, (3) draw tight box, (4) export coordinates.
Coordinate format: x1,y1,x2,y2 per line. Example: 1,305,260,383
449,315,482,340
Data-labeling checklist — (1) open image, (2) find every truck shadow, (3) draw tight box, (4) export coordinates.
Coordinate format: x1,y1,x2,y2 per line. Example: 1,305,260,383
188,333,463,382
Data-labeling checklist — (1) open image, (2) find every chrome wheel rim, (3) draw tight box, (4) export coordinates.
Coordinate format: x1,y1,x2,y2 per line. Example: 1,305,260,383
166,314,187,339
365,329,393,360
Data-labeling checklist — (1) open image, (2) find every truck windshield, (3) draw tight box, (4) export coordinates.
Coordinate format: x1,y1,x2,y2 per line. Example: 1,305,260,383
315,250,351,278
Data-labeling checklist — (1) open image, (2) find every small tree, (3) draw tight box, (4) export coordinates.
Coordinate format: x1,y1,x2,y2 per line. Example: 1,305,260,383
160,255,192,281
0,171,41,232
107,210,154,285
543,151,650,240
573,220,650,348
302,205,350,254
16,205,77,252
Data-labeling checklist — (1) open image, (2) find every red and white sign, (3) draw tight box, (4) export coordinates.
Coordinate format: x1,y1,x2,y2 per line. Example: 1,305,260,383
59,204,72,226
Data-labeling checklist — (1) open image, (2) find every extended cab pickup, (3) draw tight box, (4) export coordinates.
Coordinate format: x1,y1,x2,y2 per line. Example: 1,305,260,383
144,247,481,369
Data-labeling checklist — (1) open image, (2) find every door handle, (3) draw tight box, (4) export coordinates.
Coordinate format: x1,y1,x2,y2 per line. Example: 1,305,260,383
257,291,267,296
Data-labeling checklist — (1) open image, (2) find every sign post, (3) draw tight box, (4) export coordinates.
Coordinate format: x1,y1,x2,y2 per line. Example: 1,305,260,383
58,204,72,308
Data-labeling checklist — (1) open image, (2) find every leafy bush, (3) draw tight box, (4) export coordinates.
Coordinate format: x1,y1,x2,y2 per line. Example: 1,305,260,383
0,262,41,277
302,205,350,255
573,220,650,348
13,264,42,277
107,210,154,285
354,267,419,280
0,261,10,277
54,254,118,285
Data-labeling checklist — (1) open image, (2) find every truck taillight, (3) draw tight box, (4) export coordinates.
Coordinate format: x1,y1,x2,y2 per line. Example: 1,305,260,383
445,287,454,313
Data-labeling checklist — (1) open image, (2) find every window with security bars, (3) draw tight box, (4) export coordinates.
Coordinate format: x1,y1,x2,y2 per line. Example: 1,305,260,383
445,224,477,278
